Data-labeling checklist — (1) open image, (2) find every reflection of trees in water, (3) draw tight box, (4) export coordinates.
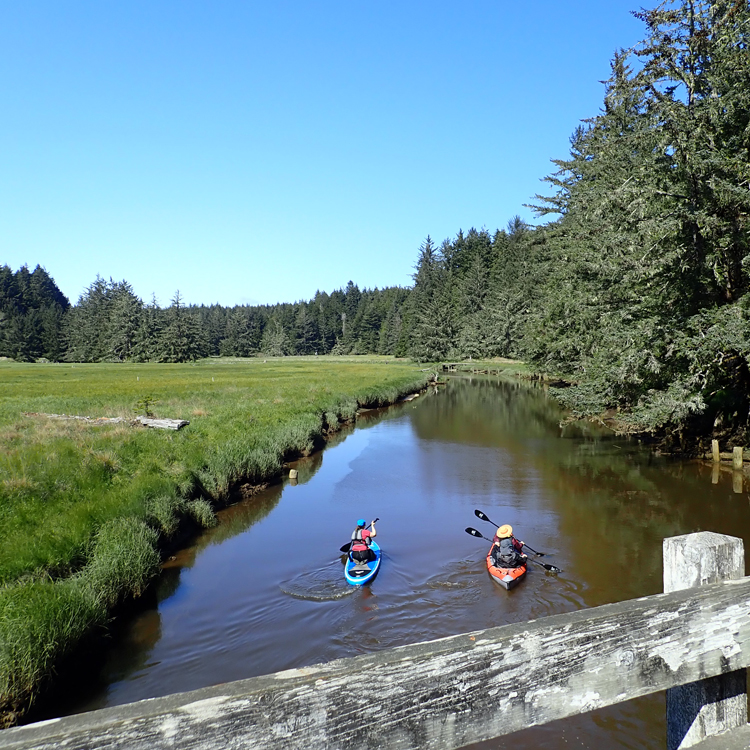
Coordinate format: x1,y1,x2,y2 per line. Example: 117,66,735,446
557,447,750,598
411,376,605,447
203,486,285,551
36,592,168,719
153,565,182,605
59,485,289,715
420,376,750,601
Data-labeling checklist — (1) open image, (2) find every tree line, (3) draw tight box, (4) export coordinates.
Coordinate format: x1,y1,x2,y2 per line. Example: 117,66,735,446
0,269,417,363
3,0,748,447
0,221,532,367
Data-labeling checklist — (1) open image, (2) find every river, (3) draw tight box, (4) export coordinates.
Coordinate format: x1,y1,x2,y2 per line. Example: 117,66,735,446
50,375,750,748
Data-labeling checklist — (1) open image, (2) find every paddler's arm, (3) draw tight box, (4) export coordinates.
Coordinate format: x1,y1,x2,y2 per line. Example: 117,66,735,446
369,520,377,538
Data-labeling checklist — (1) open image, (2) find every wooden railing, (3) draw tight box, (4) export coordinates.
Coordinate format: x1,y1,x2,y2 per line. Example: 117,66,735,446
1,532,748,750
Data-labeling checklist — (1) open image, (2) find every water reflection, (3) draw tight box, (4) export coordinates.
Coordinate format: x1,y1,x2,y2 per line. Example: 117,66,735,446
49,375,750,749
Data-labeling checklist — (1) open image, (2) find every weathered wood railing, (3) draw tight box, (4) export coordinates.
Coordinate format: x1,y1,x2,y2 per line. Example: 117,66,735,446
1,532,748,750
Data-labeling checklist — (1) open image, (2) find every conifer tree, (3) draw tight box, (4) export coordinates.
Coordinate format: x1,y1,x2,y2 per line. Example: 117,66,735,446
409,237,457,361
132,295,162,362
157,291,207,362
528,0,750,434
107,283,143,362
294,304,319,354
0,265,69,360
261,318,291,356
220,307,261,356
65,276,114,362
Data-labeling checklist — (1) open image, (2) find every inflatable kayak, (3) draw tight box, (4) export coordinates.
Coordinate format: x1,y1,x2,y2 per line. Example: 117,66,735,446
345,541,381,585
486,549,527,590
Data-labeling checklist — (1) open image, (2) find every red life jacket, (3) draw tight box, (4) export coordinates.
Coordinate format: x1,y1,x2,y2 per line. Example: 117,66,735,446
351,528,371,552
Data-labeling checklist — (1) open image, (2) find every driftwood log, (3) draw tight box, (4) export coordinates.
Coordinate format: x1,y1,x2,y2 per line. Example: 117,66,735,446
23,413,189,431
134,417,189,430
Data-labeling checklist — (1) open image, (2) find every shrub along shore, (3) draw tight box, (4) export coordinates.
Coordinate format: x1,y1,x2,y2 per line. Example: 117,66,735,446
0,356,429,725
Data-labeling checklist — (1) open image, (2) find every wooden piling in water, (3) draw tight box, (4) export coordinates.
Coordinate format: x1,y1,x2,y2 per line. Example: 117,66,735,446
712,439,720,463
664,532,747,749
733,446,744,470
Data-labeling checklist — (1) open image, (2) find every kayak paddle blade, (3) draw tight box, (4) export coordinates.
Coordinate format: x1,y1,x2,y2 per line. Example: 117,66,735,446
528,558,563,574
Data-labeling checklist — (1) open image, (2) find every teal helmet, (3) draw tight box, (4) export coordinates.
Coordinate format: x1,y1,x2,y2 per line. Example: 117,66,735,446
357,518,366,527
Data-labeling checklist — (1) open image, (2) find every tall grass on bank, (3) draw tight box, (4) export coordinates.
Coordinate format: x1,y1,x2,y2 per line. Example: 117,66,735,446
0,356,427,720
0,579,104,725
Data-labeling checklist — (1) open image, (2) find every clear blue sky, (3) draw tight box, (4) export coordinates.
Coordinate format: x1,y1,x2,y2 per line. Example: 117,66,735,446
1,1,644,308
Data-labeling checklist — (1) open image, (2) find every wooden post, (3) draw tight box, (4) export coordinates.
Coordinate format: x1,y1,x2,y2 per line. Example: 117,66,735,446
712,439,720,463
733,446,744,470
664,532,747,749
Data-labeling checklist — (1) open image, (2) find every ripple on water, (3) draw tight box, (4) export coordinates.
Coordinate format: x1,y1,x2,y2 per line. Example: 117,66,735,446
326,557,491,653
279,560,357,601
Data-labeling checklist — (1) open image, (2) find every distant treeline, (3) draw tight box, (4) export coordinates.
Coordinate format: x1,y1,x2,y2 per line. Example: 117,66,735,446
0,222,526,366
3,0,749,447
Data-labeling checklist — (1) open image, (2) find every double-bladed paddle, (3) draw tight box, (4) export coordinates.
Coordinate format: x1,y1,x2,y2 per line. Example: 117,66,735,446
464,527,563,573
340,517,380,553
473,509,546,556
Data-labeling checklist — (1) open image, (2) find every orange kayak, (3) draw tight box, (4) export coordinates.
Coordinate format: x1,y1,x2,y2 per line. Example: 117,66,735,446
486,549,527,590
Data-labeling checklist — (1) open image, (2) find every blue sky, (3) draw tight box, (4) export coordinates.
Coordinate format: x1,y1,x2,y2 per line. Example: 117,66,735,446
1,1,644,308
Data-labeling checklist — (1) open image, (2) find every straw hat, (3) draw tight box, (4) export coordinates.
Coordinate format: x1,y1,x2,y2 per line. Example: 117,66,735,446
497,524,513,538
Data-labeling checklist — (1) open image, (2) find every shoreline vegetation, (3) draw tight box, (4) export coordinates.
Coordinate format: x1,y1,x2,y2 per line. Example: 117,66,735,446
0,356,431,726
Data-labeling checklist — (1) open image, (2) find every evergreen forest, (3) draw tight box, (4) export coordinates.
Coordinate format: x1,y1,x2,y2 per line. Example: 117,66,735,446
3,0,749,450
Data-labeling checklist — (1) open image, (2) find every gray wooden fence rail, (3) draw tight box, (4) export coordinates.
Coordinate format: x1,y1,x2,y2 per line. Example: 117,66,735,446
1,532,749,750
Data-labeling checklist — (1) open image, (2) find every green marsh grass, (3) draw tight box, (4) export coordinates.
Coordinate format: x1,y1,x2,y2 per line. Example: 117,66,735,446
0,356,426,718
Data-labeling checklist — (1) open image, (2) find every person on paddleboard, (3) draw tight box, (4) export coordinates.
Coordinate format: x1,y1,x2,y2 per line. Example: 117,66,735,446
491,524,525,568
350,519,377,563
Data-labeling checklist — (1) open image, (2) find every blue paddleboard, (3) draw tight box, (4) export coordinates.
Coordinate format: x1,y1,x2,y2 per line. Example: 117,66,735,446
344,541,381,585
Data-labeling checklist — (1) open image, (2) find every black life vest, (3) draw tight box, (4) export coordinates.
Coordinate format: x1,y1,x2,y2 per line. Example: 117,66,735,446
494,537,522,566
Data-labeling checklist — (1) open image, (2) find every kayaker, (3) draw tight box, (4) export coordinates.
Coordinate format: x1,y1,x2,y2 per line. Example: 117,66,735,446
350,519,377,563
491,524,525,568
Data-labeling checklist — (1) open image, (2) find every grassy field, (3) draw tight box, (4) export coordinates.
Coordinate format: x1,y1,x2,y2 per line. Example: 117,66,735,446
0,356,427,723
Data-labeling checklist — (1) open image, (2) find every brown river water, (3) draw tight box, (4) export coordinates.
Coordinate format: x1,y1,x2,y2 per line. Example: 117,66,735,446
44,376,750,748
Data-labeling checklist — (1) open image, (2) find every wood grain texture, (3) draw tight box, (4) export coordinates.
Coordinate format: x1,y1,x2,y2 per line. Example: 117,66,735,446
4,576,750,750
664,533,747,749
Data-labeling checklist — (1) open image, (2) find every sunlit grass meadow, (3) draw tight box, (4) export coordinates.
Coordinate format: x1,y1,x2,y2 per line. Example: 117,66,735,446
0,356,427,721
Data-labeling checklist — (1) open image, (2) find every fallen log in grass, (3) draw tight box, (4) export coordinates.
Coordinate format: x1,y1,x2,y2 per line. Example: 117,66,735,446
23,413,189,430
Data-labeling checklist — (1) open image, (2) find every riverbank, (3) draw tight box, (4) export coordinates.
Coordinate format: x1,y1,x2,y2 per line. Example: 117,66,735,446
0,356,428,726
